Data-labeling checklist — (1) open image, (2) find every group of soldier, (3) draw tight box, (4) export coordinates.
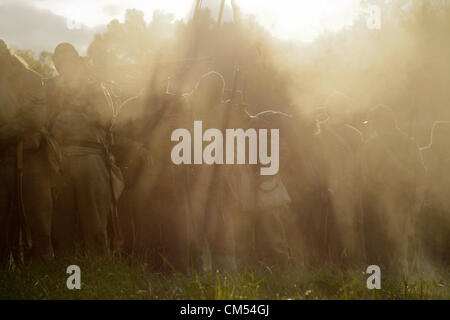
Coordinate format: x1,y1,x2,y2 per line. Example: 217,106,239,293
0,39,448,274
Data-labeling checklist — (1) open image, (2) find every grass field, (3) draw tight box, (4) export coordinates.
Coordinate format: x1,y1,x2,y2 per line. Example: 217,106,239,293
0,255,448,300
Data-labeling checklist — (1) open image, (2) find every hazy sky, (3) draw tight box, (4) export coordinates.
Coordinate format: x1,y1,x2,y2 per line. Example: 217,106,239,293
0,0,361,54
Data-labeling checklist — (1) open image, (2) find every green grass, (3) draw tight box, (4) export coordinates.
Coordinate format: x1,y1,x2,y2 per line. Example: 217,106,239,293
0,255,448,300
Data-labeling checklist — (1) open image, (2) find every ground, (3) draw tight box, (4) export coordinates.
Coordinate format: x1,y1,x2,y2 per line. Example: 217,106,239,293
0,255,448,300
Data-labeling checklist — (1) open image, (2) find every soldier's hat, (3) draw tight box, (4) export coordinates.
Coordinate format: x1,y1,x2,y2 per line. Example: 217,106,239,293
194,71,225,97
250,110,293,130
53,42,82,66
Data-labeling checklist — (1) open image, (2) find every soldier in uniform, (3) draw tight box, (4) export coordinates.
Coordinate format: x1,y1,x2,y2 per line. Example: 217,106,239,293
185,71,238,272
111,93,150,259
45,43,122,257
362,105,425,273
419,121,450,266
243,111,292,268
316,92,365,265
0,40,56,264
113,90,193,272
217,92,257,268
276,107,325,266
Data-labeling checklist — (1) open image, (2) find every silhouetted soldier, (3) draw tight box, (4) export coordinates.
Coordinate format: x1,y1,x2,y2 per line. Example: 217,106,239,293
277,106,325,266
185,71,238,272
244,111,292,268
0,40,57,264
316,92,365,265
45,43,123,256
362,105,425,273
420,121,450,266
111,93,151,260
114,90,193,272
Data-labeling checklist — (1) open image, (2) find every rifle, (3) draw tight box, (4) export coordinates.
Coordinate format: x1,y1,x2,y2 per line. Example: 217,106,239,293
218,0,226,26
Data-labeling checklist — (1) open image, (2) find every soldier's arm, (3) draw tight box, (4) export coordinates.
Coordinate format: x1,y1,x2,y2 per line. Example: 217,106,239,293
0,71,46,142
43,77,62,124
112,135,148,167
16,73,47,130
0,121,27,143
89,83,114,128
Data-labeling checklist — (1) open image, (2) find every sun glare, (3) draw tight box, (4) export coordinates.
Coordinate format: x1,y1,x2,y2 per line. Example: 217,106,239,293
235,0,361,42
32,0,361,42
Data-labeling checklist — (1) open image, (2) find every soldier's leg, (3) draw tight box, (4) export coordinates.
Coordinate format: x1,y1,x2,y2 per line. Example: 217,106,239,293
330,197,361,265
23,154,54,260
135,206,160,265
117,188,136,257
233,209,256,268
160,203,191,272
134,179,165,267
280,205,305,266
207,205,237,272
255,206,290,268
70,154,110,256
0,162,14,267
188,167,215,270
362,194,389,268
392,207,411,274
52,166,78,257
52,183,79,256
